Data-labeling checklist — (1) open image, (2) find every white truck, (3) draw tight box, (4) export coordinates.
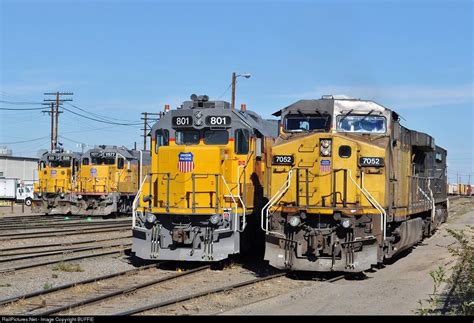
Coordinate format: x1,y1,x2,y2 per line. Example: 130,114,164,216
0,178,34,206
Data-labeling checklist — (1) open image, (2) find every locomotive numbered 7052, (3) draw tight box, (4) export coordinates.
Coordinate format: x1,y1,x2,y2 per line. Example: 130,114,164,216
263,96,448,272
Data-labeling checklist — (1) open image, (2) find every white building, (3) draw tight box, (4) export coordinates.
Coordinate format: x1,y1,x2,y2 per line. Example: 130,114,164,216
0,155,39,185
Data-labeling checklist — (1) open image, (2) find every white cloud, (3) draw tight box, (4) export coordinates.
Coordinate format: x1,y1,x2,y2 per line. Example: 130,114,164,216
283,83,474,109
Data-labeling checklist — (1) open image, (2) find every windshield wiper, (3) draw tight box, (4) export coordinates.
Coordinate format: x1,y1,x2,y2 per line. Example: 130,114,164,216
360,109,375,122
338,109,354,122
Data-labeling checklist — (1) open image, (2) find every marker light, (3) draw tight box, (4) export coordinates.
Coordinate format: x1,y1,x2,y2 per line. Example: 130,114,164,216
210,214,221,225
341,219,351,228
289,216,301,227
146,213,157,224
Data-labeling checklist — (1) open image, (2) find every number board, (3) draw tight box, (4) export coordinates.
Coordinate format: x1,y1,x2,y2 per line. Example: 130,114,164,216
90,152,117,158
47,155,71,161
359,157,384,167
272,155,294,165
205,116,231,126
172,116,193,127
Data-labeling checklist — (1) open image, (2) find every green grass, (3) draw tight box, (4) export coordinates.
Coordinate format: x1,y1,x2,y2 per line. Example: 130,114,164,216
52,262,84,273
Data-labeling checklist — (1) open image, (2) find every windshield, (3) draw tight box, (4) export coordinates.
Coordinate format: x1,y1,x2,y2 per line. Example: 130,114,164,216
91,157,116,165
48,160,71,168
284,115,331,132
176,129,229,145
204,130,228,144
176,130,200,145
336,115,386,134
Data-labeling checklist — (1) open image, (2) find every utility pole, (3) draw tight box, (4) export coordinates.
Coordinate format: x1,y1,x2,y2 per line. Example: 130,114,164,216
231,72,236,111
43,92,73,151
230,72,251,111
42,103,55,151
141,112,162,151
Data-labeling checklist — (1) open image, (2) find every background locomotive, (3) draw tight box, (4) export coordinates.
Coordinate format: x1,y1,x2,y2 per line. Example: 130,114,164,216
32,149,81,215
132,94,278,262
262,96,448,272
70,145,150,216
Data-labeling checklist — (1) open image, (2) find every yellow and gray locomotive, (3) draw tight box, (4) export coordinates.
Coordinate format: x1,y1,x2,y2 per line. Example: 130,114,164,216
33,149,81,215
132,94,277,262
71,145,150,216
263,96,448,272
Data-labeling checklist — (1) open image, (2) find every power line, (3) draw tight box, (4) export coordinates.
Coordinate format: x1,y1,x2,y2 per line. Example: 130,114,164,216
0,136,50,145
66,103,141,124
0,106,43,111
61,106,141,126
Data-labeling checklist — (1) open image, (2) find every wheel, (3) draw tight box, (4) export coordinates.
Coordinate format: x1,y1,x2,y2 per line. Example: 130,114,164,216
24,198,32,206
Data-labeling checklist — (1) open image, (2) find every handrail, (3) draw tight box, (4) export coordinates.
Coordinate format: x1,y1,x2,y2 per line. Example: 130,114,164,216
261,170,293,237
220,175,239,232
132,174,149,229
236,165,247,232
349,169,387,241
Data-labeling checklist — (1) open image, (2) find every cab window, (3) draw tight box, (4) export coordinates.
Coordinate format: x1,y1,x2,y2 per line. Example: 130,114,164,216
176,130,200,145
235,129,250,154
204,130,229,145
155,129,169,153
284,115,331,132
117,158,125,169
337,115,386,134
82,158,90,165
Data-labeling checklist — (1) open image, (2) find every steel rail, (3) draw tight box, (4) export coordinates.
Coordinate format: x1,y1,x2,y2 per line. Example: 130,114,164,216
0,225,131,240
33,265,210,316
0,247,130,274
0,235,130,253
0,242,131,263
0,219,131,230
0,263,165,306
116,272,287,316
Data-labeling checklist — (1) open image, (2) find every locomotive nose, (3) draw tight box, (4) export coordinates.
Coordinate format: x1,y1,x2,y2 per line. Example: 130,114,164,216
156,146,223,212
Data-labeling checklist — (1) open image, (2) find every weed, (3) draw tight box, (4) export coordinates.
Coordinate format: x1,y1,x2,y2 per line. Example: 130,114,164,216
52,262,84,273
43,282,52,290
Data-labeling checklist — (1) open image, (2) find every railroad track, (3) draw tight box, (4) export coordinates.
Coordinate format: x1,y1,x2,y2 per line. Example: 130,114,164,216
0,235,130,256
0,245,131,274
0,240,131,264
0,259,351,316
0,223,131,240
0,219,131,231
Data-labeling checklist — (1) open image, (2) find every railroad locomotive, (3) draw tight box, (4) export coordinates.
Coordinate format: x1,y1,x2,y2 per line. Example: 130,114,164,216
70,145,150,216
32,149,81,214
262,96,448,272
132,94,278,262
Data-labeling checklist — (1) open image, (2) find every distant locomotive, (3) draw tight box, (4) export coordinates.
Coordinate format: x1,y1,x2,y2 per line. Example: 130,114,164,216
71,145,150,216
32,149,81,215
132,95,278,262
262,96,448,272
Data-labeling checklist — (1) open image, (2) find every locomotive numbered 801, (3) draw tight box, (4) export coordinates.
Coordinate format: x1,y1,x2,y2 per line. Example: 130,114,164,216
263,96,448,272
132,94,278,262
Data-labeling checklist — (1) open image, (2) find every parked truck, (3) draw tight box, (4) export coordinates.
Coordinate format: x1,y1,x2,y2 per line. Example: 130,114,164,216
0,178,34,206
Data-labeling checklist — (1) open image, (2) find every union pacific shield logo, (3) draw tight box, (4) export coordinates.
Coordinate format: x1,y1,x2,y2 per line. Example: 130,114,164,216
178,152,194,173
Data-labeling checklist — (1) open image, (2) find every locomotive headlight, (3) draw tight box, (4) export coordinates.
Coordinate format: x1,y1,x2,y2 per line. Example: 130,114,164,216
194,111,203,118
60,193,65,199
37,193,42,198
209,214,221,225
195,119,203,126
288,216,301,227
320,139,332,157
77,194,82,200
146,213,157,224
341,218,351,228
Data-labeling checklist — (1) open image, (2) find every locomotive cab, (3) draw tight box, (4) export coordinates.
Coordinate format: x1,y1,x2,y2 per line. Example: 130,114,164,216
132,94,277,262
263,96,448,272
71,146,150,216
32,150,81,215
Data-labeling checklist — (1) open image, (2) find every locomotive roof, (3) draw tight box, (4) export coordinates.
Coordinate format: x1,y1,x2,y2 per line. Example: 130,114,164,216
40,150,82,162
272,96,392,117
83,145,140,160
150,95,279,138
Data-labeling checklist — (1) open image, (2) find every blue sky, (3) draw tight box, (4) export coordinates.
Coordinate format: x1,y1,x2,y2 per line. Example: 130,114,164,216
0,0,472,183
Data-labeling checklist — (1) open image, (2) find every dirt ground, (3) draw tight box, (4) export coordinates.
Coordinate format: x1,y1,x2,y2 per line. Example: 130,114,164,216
223,198,473,315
